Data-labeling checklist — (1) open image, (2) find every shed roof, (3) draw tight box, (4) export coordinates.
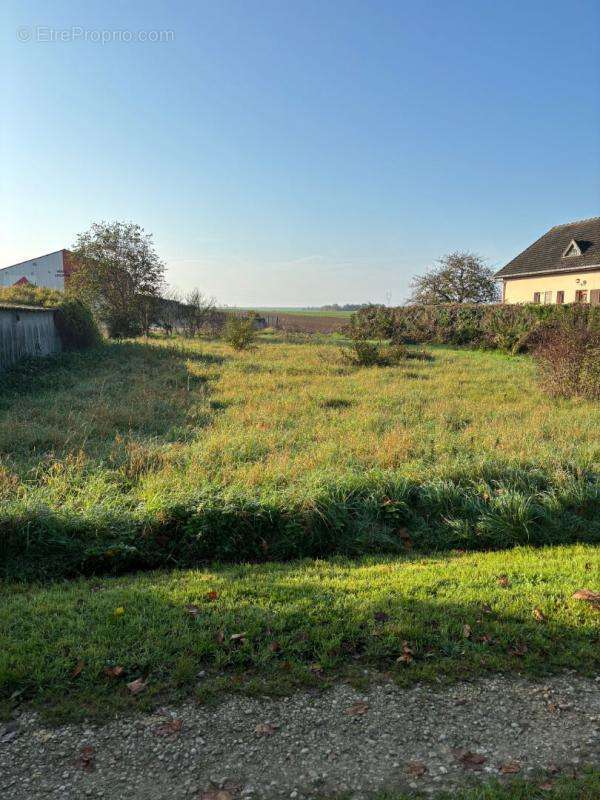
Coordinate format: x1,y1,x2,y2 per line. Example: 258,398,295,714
0,303,56,312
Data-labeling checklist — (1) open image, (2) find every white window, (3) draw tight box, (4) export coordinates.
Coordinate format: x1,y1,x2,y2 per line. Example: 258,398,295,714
543,291,552,304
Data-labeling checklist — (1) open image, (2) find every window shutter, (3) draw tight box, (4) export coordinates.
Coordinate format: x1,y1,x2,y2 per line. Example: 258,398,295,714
533,292,540,304
556,291,564,304
591,289,600,306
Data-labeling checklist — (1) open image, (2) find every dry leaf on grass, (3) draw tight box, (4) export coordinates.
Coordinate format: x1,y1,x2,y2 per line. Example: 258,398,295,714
533,608,547,622
405,761,427,777
268,641,282,653
215,630,225,644
345,701,369,716
463,624,472,639
396,641,414,664
206,590,219,602
126,678,147,695
154,718,183,736
70,660,85,678
539,781,555,791
255,722,278,736
497,575,510,587
500,761,521,774
185,604,201,617
230,633,246,644
103,665,124,678
572,589,600,607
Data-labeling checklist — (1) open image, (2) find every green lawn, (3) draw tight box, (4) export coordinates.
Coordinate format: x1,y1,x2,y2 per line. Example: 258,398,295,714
1,334,599,579
1,545,597,719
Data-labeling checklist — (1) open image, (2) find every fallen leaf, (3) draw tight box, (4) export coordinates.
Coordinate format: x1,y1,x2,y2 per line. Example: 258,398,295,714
539,781,555,791
396,641,414,664
76,745,95,772
199,791,234,800
154,718,183,736
206,590,219,602
255,722,278,736
230,632,246,643
463,624,472,639
533,608,547,623
309,663,323,674
215,630,225,644
456,750,486,769
70,660,85,678
185,604,201,617
114,606,125,617
103,665,124,678
406,761,427,777
481,603,493,614
497,575,510,588
345,701,369,716
546,764,560,775
374,611,390,623
500,761,521,774
126,678,147,695
268,641,282,653
572,589,600,607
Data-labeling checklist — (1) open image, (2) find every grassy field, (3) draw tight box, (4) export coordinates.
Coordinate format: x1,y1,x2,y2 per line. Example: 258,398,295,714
1,545,598,718
1,333,599,579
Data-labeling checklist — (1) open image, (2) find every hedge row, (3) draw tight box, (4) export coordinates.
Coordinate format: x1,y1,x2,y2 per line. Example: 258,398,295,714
348,302,600,352
2,467,599,581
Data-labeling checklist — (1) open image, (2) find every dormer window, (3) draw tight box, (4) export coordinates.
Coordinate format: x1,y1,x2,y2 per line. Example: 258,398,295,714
562,239,583,257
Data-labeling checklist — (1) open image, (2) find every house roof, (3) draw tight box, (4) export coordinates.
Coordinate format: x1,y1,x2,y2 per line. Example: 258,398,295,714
495,216,600,279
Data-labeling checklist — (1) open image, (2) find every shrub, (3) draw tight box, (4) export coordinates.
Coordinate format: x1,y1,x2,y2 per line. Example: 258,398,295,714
223,315,257,350
54,299,102,350
340,339,407,367
533,317,600,400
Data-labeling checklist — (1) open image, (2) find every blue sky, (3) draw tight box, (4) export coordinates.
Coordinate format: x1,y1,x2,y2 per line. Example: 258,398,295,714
2,0,599,306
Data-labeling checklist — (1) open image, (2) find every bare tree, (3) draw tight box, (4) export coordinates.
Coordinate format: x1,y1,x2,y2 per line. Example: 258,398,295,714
409,252,500,305
181,289,216,337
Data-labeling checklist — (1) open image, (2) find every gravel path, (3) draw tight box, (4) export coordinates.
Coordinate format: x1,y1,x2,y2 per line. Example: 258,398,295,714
1,674,598,800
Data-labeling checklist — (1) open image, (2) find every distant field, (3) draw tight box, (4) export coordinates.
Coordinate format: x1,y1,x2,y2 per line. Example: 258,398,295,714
232,307,355,317
1,333,598,581
229,307,351,332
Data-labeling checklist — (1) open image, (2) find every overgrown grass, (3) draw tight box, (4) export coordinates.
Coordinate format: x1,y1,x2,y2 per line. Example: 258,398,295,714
1,545,597,719
375,770,600,799
1,334,599,579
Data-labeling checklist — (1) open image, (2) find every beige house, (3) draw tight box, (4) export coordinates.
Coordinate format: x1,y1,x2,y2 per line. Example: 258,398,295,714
496,216,600,305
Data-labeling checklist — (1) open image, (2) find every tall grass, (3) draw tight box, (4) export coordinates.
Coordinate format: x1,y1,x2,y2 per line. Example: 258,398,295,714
1,334,599,579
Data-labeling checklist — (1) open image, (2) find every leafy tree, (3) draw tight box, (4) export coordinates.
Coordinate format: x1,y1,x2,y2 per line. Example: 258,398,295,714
409,252,500,305
69,221,165,337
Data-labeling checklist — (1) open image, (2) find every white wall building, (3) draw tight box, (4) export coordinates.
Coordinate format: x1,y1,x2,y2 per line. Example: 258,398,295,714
0,249,76,290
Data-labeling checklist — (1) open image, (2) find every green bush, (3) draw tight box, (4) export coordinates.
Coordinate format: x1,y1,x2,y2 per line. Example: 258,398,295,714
349,302,600,353
224,315,257,350
54,299,102,350
340,339,408,367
